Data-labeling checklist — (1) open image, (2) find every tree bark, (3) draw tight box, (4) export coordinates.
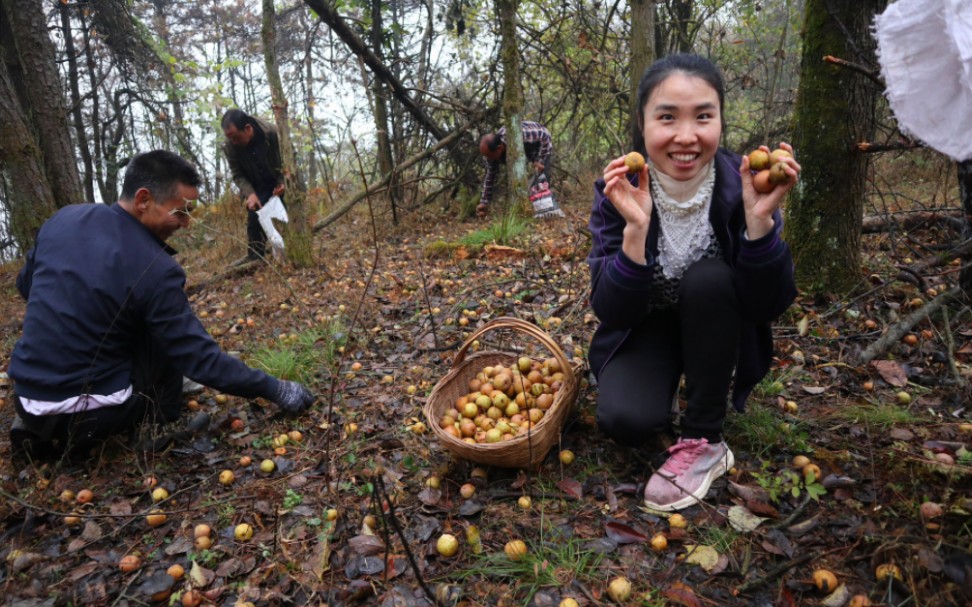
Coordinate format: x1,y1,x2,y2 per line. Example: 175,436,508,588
959,160,972,296
496,0,529,213
59,2,95,202
371,0,397,220
2,0,83,209
263,0,313,268
784,0,887,294
629,0,655,143
0,56,58,250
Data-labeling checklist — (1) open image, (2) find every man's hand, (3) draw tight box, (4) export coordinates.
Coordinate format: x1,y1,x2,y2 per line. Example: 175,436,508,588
272,183,285,197
274,380,315,413
533,161,545,173
246,193,262,211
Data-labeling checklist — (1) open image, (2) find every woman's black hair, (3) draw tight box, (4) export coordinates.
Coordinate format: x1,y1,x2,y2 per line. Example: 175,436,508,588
221,108,256,131
632,53,726,155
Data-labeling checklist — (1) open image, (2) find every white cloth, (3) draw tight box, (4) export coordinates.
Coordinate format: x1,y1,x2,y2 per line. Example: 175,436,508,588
20,385,133,415
257,195,288,256
648,160,717,280
874,0,972,161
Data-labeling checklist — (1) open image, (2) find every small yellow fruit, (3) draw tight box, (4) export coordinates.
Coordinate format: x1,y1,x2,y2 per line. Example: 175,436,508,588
63,513,82,526
748,149,771,171
166,563,185,580
813,569,838,593
470,467,488,480
76,488,94,504
784,400,798,413
239,455,252,467
896,391,912,405
218,470,235,485
287,430,303,443
260,459,275,473
848,594,871,607
875,563,902,582
624,151,646,173
146,510,167,527
559,599,580,607
59,489,76,503
194,535,212,550
791,455,811,469
769,148,793,165
214,394,228,404
517,496,532,510
650,533,668,552
607,576,632,602
119,554,141,572
504,539,528,561
802,463,822,482
182,589,203,607
234,523,254,541
768,161,789,185
193,524,211,539
559,450,575,465
325,508,339,521
436,533,459,557
459,483,476,499
151,487,169,502
669,513,688,529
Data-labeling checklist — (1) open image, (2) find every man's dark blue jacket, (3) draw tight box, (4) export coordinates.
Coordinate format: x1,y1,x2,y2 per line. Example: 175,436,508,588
9,203,279,404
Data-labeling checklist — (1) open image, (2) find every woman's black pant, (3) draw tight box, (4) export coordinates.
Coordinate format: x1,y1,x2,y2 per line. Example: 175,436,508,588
596,258,741,446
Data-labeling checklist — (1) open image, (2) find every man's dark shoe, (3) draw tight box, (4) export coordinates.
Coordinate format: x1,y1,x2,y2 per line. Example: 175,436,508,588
10,416,57,460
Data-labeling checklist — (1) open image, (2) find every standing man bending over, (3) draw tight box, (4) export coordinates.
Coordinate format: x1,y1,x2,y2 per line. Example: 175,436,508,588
221,109,285,264
478,120,553,216
8,150,314,458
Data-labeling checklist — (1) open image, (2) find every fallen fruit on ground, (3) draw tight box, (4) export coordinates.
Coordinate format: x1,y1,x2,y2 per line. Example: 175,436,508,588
59,489,75,503
791,455,811,469
234,523,254,541
239,455,252,467
218,470,235,485
875,563,902,582
194,535,212,550
669,513,688,529
607,576,632,602
650,533,668,552
146,510,167,527
813,569,837,593
559,449,575,465
182,589,203,607
559,599,579,607
919,502,943,519
848,595,871,607
119,554,141,572
166,564,184,580
194,523,211,538
459,483,476,499
151,487,169,502
517,495,532,510
436,533,459,557
896,391,912,405
260,459,275,473
802,463,822,481
504,539,528,561
76,489,94,504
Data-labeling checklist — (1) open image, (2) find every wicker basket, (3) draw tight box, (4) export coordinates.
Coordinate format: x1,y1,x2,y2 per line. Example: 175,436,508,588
423,317,581,469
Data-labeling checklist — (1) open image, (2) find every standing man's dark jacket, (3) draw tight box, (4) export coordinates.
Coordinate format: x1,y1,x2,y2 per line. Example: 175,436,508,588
223,116,283,259
9,203,280,404
587,148,797,411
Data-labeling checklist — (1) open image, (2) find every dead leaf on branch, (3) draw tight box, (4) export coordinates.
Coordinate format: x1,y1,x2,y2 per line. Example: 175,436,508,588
870,360,909,387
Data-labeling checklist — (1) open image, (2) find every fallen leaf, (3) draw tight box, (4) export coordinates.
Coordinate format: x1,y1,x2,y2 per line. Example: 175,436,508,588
189,560,215,588
604,521,648,544
728,480,770,503
683,544,720,572
870,360,908,387
801,385,827,395
820,583,850,607
662,581,701,607
348,534,385,556
557,478,583,500
727,505,768,533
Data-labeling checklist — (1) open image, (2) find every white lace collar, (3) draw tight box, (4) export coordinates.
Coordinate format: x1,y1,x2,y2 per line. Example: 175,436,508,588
648,160,717,278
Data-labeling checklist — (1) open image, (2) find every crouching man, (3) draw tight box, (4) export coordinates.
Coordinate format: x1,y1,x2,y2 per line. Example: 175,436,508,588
7,150,314,458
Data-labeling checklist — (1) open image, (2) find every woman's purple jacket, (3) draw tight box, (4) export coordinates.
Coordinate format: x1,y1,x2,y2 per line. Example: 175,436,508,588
586,148,797,411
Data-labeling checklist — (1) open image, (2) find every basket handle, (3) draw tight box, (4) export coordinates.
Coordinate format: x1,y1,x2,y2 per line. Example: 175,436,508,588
452,316,571,376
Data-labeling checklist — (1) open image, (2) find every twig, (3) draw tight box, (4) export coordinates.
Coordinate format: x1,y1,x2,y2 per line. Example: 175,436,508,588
859,285,962,364
941,305,970,391
772,493,813,529
823,55,885,86
857,140,921,154
733,552,814,595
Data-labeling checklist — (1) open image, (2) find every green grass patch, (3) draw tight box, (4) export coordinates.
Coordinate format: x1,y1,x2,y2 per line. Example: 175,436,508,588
459,208,529,248
448,533,604,604
247,320,346,385
828,401,917,428
725,403,810,459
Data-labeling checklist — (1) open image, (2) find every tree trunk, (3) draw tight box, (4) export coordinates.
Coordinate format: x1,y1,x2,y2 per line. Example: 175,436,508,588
629,0,655,143
959,160,972,296
262,0,313,268
496,0,529,213
784,0,887,294
0,56,58,250
59,3,95,203
2,0,83,209
371,0,397,221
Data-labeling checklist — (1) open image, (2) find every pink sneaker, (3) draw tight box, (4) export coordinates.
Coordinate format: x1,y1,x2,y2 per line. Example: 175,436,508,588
643,438,734,511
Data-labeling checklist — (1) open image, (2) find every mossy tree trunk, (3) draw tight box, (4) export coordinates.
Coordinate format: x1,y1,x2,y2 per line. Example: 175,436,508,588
496,0,529,214
629,0,655,143
262,0,313,268
784,0,887,294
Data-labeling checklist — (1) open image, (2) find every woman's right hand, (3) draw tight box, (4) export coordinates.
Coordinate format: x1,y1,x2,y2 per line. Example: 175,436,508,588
603,156,652,264
603,156,652,230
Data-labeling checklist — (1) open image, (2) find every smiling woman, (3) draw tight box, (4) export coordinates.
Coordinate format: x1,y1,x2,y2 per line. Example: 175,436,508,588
586,53,801,513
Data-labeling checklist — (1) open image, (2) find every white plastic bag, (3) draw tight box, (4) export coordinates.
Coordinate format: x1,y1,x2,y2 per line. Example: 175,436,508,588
256,195,288,257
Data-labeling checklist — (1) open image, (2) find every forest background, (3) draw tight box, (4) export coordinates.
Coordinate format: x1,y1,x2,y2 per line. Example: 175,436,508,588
0,1,970,606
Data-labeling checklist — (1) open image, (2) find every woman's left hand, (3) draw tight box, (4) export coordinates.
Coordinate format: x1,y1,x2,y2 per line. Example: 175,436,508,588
740,142,801,240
